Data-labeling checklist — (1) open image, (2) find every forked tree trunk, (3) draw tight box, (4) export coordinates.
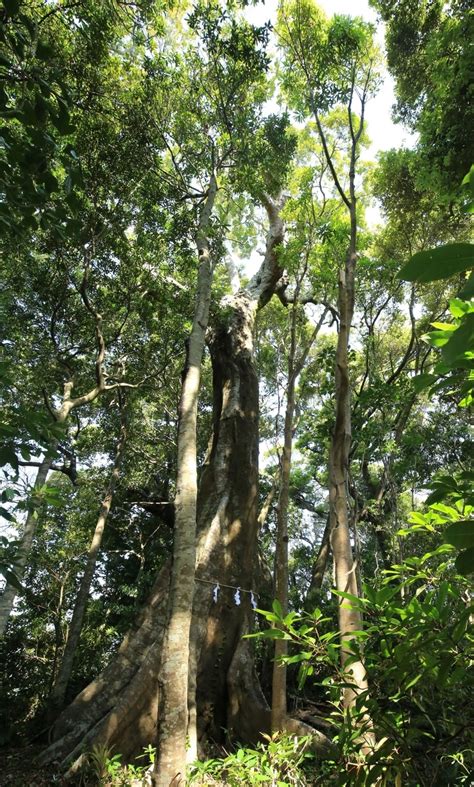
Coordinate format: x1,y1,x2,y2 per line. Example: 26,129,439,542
46,406,127,719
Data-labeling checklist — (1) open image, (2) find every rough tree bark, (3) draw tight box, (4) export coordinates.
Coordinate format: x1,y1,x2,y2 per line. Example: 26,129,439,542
38,195,334,774
46,399,128,719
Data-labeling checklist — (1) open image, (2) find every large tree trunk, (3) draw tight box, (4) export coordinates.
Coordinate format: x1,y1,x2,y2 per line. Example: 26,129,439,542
38,198,279,768
191,293,263,748
38,196,334,774
38,295,267,773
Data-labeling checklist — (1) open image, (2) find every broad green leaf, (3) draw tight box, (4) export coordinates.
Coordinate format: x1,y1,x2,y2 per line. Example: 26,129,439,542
426,330,450,347
454,548,474,576
442,312,474,364
430,322,457,331
444,521,474,549
411,373,438,392
272,598,283,617
398,243,474,282
449,298,470,318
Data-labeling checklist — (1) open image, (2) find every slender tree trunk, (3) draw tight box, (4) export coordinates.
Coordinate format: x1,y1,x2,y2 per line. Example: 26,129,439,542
153,173,217,787
46,407,128,718
329,247,369,701
257,474,278,532
328,232,374,754
310,90,373,739
271,313,297,731
305,515,330,607
271,300,327,731
48,572,70,695
0,456,53,637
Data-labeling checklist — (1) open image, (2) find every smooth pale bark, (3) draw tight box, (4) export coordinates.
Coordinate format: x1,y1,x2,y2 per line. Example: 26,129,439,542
0,456,53,636
46,408,127,718
328,227,374,754
153,173,217,787
329,248,370,695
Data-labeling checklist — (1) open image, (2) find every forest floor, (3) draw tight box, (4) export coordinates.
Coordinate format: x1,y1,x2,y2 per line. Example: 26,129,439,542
0,747,66,786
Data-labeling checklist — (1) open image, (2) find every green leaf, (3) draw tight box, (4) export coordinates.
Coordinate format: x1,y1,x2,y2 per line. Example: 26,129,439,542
444,521,474,549
405,673,423,690
1,568,22,591
51,106,74,136
36,41,55,61
398,243,474,282
426,330,450,348
454,548,474,576
243,628,287,640
0,506,15,522
412,373,437,393
449,298,470,318
431,322,457,331
442,312,474,364
272,598,283,617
